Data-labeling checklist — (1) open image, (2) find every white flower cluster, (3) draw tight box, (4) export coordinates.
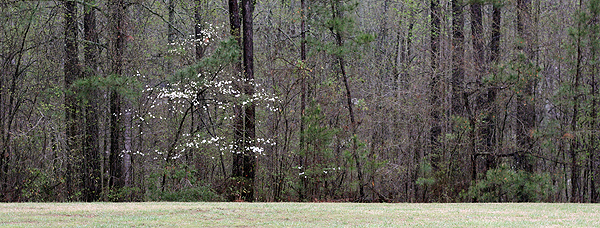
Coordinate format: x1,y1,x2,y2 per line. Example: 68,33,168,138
195,22,222,46
168,23,223,54
323,167,342,174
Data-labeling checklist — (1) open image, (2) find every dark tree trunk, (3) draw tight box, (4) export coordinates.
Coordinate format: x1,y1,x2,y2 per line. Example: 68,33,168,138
490,5,501,64
83,0,101,201
64,0,81,198
241,0,256,202
195,0,205,60
590,3,599,203
451,0,464,117
228,0,245,201
570,0,584,202
298,0,307,202
167,0,176,72
108,0,125,190
485,3,501,172
515,0,535,173
429,0,441,173
471,1,484,182
332,0,364,201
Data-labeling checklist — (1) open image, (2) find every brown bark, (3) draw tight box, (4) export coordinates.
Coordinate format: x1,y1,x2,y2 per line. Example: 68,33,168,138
451,0,464,117
228,0,244,201
331,0,364,200
298,0,307,202
241,0,256,202
570,0,584,202
64,0,81,197
429,0,441,172
515,0,535,173
195,0,205,60
83,0,101,201
590,4,599,203
109,0,125,190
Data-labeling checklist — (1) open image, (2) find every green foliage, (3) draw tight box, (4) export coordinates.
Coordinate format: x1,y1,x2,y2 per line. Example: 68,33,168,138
20,168,62,202
416,159,436,186
297,100,343,199
464,165,554,202
73,74,142,101
174,37,242,81
308,0,372,59
151,185,224,202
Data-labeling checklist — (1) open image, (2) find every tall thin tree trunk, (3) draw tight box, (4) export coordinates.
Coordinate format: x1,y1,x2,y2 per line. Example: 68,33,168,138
167,0,176,74
241,0,256,202
331,0,364,200
515,0,535,174
486,3,501,171
451,0,464,117
108,0,125,190
429,0,441,175
83,0,101,201
228,0,245,201
450,0,465,197
195,0,205,60
590,1,599,203
570,0,584,202
298,0,307,202
64,0,81,198
470,1,484,183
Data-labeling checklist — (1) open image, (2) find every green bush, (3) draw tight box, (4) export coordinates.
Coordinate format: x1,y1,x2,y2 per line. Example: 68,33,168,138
20,168,62,202
106,187,144,202
464,165,554,202
151,185,224,202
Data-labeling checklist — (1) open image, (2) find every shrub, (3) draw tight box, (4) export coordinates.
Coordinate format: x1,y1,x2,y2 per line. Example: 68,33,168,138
463,165,554,202
150,185,224,202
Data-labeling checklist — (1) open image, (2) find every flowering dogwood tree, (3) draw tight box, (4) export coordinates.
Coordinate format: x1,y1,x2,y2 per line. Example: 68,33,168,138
136,23,279,194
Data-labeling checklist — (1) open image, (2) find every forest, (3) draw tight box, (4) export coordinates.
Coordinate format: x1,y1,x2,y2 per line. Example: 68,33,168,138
1,0,599,203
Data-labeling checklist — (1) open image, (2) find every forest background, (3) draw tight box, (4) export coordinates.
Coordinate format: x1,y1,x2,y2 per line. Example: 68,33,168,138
1,0,599,203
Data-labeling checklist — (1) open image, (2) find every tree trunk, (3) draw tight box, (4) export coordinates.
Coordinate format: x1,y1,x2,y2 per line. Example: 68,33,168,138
64,0,81,198
331,0,364,200
298,0,307,202
195,0,205,60
470,1,484,182
108,0,125,190
228,0,245,201
570,0,584,202
83,0,101,201
486,2,501,172
241,0,256,202
515,0,535,173
590,1,600,203
429,0,441,175
167,0,176,72
451,0,464,117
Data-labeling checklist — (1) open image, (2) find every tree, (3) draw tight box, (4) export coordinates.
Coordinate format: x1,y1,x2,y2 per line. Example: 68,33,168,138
451,0,464,117
108,0,125,191
82,0,101,201
298,0,308,202
64,0,81,198
515,0,535,174
240,0,257,202
228,0,244,201
227,0,256,202
429,0,442,173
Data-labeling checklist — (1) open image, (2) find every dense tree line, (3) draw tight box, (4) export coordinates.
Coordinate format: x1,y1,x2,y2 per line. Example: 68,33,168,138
1,0,599,203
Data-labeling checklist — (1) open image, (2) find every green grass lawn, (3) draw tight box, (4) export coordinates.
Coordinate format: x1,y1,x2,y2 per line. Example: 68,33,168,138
1,202,598,227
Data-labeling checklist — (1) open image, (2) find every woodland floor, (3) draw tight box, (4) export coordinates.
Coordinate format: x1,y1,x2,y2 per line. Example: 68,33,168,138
0,202,598,227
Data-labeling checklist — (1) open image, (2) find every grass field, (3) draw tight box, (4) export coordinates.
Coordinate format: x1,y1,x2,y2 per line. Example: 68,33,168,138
1,202,599,227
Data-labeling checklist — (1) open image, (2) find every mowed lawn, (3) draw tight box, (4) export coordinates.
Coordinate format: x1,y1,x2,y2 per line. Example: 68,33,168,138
1,202,599,227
